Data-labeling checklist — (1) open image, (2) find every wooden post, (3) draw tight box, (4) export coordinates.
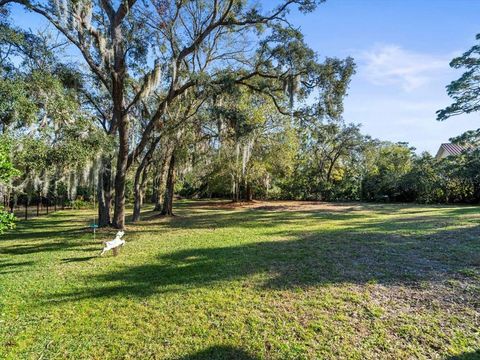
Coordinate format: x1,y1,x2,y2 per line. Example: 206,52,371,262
36,193,40,217
25,201,28,220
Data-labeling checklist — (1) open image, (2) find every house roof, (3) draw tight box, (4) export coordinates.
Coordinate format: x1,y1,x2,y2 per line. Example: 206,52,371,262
435,143,469,158
441,143,466,155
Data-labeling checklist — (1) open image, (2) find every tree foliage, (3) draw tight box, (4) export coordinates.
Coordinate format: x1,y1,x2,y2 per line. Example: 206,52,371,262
437,33,480,121
0,135,17,233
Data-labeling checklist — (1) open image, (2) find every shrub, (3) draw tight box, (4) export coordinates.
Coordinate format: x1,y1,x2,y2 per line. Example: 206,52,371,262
69,199,91,210
0,209,16,234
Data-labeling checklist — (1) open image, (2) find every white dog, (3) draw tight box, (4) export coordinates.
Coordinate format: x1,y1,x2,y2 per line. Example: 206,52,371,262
100,231,125,256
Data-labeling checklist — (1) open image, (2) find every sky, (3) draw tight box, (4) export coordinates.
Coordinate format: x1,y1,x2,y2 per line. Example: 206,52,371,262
283,0,480,154
9,0,480,154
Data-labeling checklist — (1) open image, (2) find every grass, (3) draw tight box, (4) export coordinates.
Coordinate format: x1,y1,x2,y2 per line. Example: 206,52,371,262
0,200,479,359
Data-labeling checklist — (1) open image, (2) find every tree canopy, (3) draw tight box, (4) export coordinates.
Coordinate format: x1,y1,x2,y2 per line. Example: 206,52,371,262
437,33,480,121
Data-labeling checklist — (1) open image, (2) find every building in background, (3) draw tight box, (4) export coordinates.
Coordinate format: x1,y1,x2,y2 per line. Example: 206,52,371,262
435,143,468,159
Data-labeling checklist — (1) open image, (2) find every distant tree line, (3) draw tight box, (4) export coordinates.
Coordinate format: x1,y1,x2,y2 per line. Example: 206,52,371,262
174,121,480,204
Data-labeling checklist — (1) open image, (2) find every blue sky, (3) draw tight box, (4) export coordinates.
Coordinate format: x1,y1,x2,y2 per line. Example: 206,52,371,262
284,0,480,153
10,0,480,154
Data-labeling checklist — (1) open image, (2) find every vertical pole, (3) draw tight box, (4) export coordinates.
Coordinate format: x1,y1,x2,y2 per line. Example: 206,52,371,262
36,195,39,217
25,200,27,220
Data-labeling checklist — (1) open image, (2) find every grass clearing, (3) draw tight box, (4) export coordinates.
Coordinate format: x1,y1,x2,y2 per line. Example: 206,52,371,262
1,200,479,359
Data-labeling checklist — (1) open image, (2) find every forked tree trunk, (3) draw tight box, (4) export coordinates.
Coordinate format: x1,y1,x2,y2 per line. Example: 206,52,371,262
97,155,112,227
161,153,175,216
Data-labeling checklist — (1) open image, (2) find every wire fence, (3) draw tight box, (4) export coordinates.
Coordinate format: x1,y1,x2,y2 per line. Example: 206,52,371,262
4,197,73,220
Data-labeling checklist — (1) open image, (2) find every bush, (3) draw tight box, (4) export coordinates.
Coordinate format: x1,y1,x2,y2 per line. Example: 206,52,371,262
69,199,91,209
0,209,16,233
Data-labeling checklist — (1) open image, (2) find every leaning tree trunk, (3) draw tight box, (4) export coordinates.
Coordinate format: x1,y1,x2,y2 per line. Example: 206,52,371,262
140,165,149,204
161,153,176,216
97,155,113,227
133,136,161,222
132,160,151,222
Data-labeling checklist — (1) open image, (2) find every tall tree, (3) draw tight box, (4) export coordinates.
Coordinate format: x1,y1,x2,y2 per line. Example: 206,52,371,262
2,0,342,228
437,33,480,121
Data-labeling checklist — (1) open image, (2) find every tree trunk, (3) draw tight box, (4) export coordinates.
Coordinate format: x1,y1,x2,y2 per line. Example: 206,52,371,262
154,149,172,211
112,114,129,229
132,167,143,222
111,20,128,229
140,165,149,205
9,191,14,213
132,136,160,222
245,182,253,202
132,162,150,222
161,153,175,216
97,155,112,227
151,170,160,204
232,175,240,202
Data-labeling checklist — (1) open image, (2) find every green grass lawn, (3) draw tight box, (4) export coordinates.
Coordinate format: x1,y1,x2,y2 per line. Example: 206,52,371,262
1,200,479,359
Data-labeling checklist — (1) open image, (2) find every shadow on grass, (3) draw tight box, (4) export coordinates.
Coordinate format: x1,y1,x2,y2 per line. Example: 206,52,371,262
175,346,259,360
1,211,105,256
45,216,480,302
139,201,479,234
447,350,480,359
0,259,35,274
62,256,97,263
0,233,98,255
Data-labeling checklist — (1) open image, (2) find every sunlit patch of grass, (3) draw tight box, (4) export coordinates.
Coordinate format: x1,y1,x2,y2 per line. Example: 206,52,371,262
0,200,479,359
